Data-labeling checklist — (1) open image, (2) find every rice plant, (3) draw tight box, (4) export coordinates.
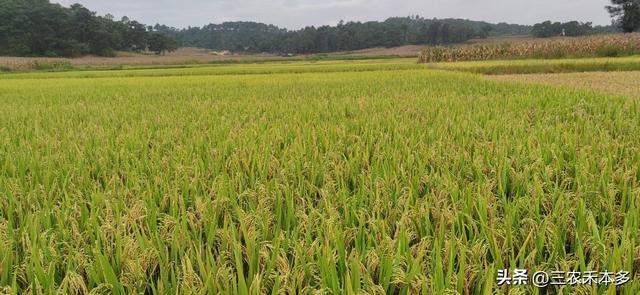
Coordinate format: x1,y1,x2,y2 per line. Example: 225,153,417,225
0,61,638,294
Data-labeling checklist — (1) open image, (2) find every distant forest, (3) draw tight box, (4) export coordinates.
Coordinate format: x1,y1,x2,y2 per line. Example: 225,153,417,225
0,0,176,57
157,18,619,55
0,0,623,57
155,17,532,54
532,21,619,37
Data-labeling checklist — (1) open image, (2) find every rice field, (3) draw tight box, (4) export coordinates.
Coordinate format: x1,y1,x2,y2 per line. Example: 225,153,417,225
0,58,420,79
0,60,639,294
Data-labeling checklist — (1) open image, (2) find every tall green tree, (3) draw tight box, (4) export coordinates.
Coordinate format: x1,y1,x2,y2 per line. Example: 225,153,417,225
147,32,178,55
171,17,527,55
426,22,441,45
0,0,177,57
607,0,640,32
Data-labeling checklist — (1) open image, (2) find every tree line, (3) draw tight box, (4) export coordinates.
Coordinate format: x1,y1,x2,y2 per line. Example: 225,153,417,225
156,17,532,54
532,21,619,38
1,0,639,58
0,0,177,57
530,0,639,38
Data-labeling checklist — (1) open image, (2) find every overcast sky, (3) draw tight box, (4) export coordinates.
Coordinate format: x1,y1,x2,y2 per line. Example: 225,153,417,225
54,0,613,29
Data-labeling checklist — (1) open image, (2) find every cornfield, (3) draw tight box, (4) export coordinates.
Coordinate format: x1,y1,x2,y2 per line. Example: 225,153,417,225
0,60,639,294
418,33,640,63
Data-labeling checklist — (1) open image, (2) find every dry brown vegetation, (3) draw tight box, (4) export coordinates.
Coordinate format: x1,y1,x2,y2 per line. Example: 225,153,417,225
419,33,640,63
0,48,276,71
466,35,537,44
487,71,640,97
346,45,428,57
